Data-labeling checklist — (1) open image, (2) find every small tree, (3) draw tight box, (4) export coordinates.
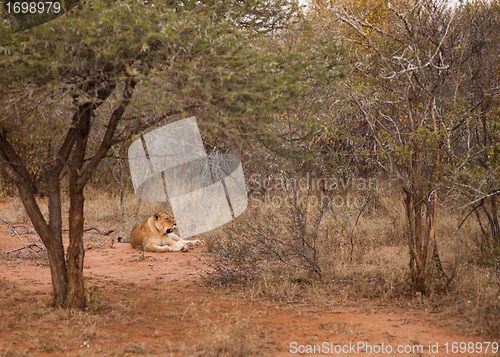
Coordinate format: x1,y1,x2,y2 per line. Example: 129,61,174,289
310,0,468,292
309,0,500,292
443,1,500,251
0,0,303,308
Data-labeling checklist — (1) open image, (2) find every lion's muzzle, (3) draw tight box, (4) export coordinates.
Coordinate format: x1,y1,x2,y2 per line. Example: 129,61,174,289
166,223,177,234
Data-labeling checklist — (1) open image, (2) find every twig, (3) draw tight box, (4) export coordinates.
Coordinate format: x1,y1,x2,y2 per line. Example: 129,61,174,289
6,244,44,254
62,227,114,235
349,197,369,262
322,278,381,284
12,224,38,236
84,227,114,235
0,217,44,257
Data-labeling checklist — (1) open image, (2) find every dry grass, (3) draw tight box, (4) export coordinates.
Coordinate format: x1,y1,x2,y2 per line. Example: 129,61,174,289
0,187,171,242
184,317,264,357
0,285,130,356
1,185,499,338
203,188,500,338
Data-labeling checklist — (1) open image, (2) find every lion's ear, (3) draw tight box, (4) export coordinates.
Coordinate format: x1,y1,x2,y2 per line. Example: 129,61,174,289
154,214,159,220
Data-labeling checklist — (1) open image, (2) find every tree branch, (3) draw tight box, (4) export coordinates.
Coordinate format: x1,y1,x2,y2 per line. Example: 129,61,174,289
0,131,51,239
79,77,137,188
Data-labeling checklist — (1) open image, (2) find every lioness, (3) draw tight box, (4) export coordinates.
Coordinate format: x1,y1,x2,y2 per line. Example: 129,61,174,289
129,212,200,252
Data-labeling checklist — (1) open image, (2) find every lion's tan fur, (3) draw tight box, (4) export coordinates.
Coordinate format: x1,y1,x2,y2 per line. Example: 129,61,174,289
129,212,199,252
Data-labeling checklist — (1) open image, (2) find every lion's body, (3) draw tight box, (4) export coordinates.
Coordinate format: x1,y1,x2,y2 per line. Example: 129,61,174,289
129,213,200,252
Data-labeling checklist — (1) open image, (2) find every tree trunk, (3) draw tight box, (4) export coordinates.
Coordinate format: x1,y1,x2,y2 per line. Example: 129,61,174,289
1,80,134,310
65,183,86,309
490,196,499,243
44,238,68,306
405,142,429,293
404,184,429,294
46,171,68,305
63,101,92,309
427,98,445,279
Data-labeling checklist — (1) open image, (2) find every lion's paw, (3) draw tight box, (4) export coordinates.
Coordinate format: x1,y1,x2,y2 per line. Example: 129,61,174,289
180,245,189,253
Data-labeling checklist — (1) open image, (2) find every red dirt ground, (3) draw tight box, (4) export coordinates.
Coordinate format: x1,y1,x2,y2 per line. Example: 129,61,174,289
0,223,497,356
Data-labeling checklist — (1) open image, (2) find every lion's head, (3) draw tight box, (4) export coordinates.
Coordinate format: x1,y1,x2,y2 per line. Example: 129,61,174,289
153,212,177,234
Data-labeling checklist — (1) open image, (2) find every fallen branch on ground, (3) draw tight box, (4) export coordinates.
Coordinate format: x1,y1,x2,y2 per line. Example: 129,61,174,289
0,217,45,257
62,227,114,235
6,243,45,254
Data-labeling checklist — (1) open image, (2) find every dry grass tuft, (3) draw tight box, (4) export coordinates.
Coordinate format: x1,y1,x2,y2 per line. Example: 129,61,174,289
186,318,264,357
202,188,500,338
1,186,498,339
121,342,148,355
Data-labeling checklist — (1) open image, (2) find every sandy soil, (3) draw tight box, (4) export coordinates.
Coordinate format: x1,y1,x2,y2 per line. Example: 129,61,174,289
0,223,497,357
